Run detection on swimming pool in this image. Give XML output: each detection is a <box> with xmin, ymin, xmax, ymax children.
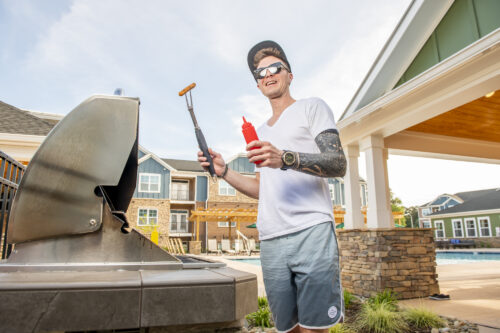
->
<box><xmin>231</xmin><ymin>252</ymin><xmax>500</xmax><ymax>266</ymax></box>
<box><xmin>435</xmin><ymin>251</ymin><xmax>500</xmax><ymax>265</ymax></box>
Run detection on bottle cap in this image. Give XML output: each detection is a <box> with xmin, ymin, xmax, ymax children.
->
<box><xmin>242</xmin><ymin>116</ymin><xmax>252</xmax><ymax>129</ymax></box>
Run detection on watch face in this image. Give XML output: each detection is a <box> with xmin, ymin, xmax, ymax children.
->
<box><xmin>284</xmin><ymin>152</ymin><xmax>295</xmax><ymax>165</ymax></box>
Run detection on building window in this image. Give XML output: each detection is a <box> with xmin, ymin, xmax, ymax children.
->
<box><xmin>329</xmin><ymin>184</ymin><xmax>335</xmax><ymax>201</ymax></box>
<box><xmin>434</xmin><ymin>221</ymin><xmax>445</xmax><ymax>239</ymax></box>
<box><xmin>171</xmin><ymin>180</ymin><xmax>189</xmax><ymax>200</ymax></box>
<box><xmin>137</xmin><ymin>208</ymin><xmax>158</xmax><ymax>226</ymax></box>
<box><xmin>478</xmin><ymin>217</ymin><xmax>491</xmax><ymax>237</ymax></box>
<box><xmin>464</xmin><ymin>218</ymin><xmax>477</xmax><ymax>238</ymax></box>
<box><xmin>170</xmin><ymin>210</ymin><xmax>188</xmax><ymax>233</ymax></box>
<box><xmin>452</xmin><ymin>219</ymin><xmax>464</xmax><ymax>238</ymax></box>
<box><xmin>219</xmin><ymin>180</ymin><xmax>236</xmax><ymax>196</ymax></box>
<box><xmin>361</xmin><ymin>184</ymin><xmax>368</xmax><ymax>207</ymax></box>
<box><xmin>218</xmin><ymin>221</ymin><xmax>237</xmax><ymax>228</ymax></box>
<box><xmin>139</xmin><ymin>173</ymin><xmax>161</xmax><ymax>193</ymax></box>
<box><xmin>421</xmin><ymin>220</ymin><xmax>431</xmax><ymax>228</ymax></box>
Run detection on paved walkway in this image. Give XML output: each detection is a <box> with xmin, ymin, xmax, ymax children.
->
<box><xmin>201</xmin><ymin>253</ymin><xmax>500</xmax><ymax>329</ymax></box>
<box><xmin>400</xmin><ymin>261</ymin><xmax>500</xmax><ymax>329</ymax></box>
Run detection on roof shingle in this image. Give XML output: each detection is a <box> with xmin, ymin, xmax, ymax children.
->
<box><xmin>0</xmin><ymin>101</ymin><xmax>57</xmax><ymax>136</ymax></box>
<box><xmin>162</xmin><ymin>158</ymin><xmax>204</xmax><ymax>172</ymax></box>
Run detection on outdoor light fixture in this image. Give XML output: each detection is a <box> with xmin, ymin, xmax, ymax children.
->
<box><xmin>484</xmin><ymin>91</ymin><xmax>495</xmax><ymax>98</ymax></box>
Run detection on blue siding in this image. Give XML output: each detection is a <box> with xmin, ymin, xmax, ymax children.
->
<box><xmin>196</xmin><ymin>176</ymin><xmax>208</xmax><ymax>201</ymax></box>
<box><xmin>327</xmin><ymin>178</ymin><xmax>367</xmax><ymax>207</ymax></box>
<box><xmin>134</xmin><ymin>157</ymin><xmax>170</xmax><ymax>199</ymax></box>
<box><xmin>229</xmin><ymin>156</ymin><xmax>255</xmax><ymax>173</ymax></box>
<box><xmin>328</xmin><ymin>178</ymin><xmax>344</xmax><ymax>206</ymax></box>
<box><xmin>431</xmin><ymin>196</ymin><xmax>448</xmax><ymax>206</ymax></box>
<box><xmin>138</xmin><ymin>150</ymin><xmax>146</xmax><ymax>159</ymax></box>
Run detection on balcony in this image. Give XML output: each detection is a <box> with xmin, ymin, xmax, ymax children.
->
<box><xmin>171</xmin><ymin>189</ymin><xmax>190</xmax><ymax>201</ymax></box>
<box><xmin>170</xmin><ymin>179</ymin><xmax>195</xmax><ymax>202</ymax></box>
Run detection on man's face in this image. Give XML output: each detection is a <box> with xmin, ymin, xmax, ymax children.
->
<box><xmin>256</xmin><ymin>56</ymin><xmax>293</xmax><ymax>99</ymax></box>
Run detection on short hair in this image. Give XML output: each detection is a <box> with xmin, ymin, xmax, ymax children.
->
<box><xmin>253</xmin><ymin>47</ymin><xmax>289</xmax><ymax>71</ymax></box>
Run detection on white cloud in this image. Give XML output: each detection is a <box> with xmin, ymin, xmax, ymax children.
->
<box><xmin>8</xmin><ymin>0</ymin><xmax>497</xmax><ymax>208</ymax></box>
<box><xmin>295</xmin><ymin>1</ymin><xmax>410</xmax><ymax>120</ymax></box>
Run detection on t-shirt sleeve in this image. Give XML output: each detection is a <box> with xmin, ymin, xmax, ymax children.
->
<box><xmin>305</xmin><ymin>98</ymin><xmax>338</xmax><ymax>139</ymax></box>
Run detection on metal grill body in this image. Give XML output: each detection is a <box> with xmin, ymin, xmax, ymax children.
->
<box><xmin>0</xmin><ymin>96</ymin><xmax>257</xmax><ymax>332</ymax></box>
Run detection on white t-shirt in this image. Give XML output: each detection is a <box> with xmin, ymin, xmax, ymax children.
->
<box><xmin>256</xmin><ymin>97</ymin><xmax>337</xmax><ymax>240</ymax></box>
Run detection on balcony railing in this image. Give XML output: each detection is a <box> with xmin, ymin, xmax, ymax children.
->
<box><xmin>0</xmin><ymin>151</ymin><xmax>26</xmax><ymax>259</ymax></box>
<box><xmin>171</xmin><ymin>189</ymin><xmax>190</xmax><ymax>201</ymax></box>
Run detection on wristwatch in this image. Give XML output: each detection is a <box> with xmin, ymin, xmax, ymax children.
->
<box><xmin>281</xmin><ymin>150</ymin><xmax>296</xmax><ymax>170</ymax></box>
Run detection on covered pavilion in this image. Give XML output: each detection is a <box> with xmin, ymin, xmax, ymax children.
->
<box><xmin>336</xmin><ymin>0</ymin><xmax>500</xmax><ymax>298</ymax></box>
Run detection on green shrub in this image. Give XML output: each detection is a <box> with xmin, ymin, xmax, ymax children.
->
<box><xmin>403</xmin><ymin>306</ymin><xmax>446</xmax><ymax>329</ymax></box>
<box><xmin>257</xmin><ymin>296</ymin><xmax>269</xmax><ymax>308</ymax></box>
<box><xmin>367</xmin><ymin>289</ymin><xmax>399</xmax><ymax>311</ymax></box>
<box><xmin>355</xmin><ymin>302</ymin><xmax>407</xmax><ymax>333</ymax></box>
<box><xmin>329</xmin><ymin>323</ymin><xmax>355</xmax><ymax>333</ymax></box>
<box><xmin>343</xmin><ymin>289</ymin><xmax>354</xmax><ymax>310</ymax></box>
<box><xmin>246</xmin><ymin>297</ymin><xmax>273</xmax><ymax>328</ymax></box>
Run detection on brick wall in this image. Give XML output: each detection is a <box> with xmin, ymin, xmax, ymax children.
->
<box><xmin>127</xmin><ymin>198</ymin><xmax>171</xmax><ymax>246</ymax></box>
<box><xmin>202</xmin><ymin>180</ymin><xmax>259</xmax><ymax>245</ymax></box>
<box><xmin>337</xmin><ymin>228</ymin><xmax>440</xmax><ymax>299</ymax></box>
<box><xmin>206</xmin><ymin>201</ymin><xmax>259</xmax><ymax>243</ymax></box>
<box><xmin>208</xmin><ymin>177</ymin><xmax>258</xmax><ymax>204</ymax></box>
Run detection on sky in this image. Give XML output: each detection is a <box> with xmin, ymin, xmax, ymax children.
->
<box><xmin>1</xmin><ymin>0</ymin><xmax>499</xmax><ymax>207</ymax></box>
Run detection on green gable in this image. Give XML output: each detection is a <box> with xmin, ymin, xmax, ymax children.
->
<box><xmin>395</xmin><ymin>0</ymin><xmax>500</xmax><ymax>87</ymax></box>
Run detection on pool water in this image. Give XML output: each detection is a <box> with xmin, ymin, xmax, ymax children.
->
<box><xmin>231</xmin><ymin>252</ymin><xmax>500</xmax><ymax>266</ymax></box>
<box><xmin>435</xmin><ymin>251</ymin><xmax>500</xmax><ymax>265</ymax></box>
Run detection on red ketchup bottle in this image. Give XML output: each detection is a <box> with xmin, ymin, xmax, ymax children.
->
<box><xmin>242</xmin><ymin>116</ymin><xmax>262</xmax><ymax>165</ymax></box>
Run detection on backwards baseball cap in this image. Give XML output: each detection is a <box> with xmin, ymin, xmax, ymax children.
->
<box><xmin>247</xmin><ymin>40</ymin><xmax>291</xmax><ymax>80</ymax></box>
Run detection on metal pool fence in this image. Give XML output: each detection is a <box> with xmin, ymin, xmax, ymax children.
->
<box><xmin>0</xmin><ymin>150</ymin><xmax>25</xmax><ymax>259</ymax></box>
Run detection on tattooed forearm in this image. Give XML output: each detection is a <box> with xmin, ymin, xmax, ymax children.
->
<box><xmin>292</xmin><ymin>129</ymin><xmax>347</xmax><ymax>177</ymax></box>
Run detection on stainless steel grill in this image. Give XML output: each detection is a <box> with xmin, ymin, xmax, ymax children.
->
<box><xmin>0</xmin><ymin>95</ymin><xmax>256</xmax><ymax>332</ymax></box>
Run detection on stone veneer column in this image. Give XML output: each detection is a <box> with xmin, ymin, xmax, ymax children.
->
<box><xmin>337</xmin><ymin>228</ymin><xmax>440</xmax><ymax>299</ymax></box>
<box><xmin>344</xmin><ymin>145</ymin><xmax>364</xmax><ymax>229</ymax></box>
<box><xmin>362</xmin><ymin>135</ymin><xmax>392</xmax><ymax>228</ymax></box>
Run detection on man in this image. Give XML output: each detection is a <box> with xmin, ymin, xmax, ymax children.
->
<box><xmin>198</xmin><ymin>40</ymin><xmax>346</xmax><ymax>333</ymax></box>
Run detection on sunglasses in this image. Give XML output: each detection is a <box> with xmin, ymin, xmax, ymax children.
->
<box><xmin>253</xmin><ymin>62</ymin><xmax>289</xmax><ymax>80</ymax></box>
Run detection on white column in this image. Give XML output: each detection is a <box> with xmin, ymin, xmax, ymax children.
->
<box><xmin>343</xmin><ymin>145</ymin><xmax>364</xmax><ymax>229</ymax></box>
<box><xmin>362</xmin><ymin>135</ymin><xmax>392</xmax><ymax>229</ymax></box>
<box><xmin>383</xmin><ymin>149</ymin><xmax>395</xmax><ymax>227</ymax></box>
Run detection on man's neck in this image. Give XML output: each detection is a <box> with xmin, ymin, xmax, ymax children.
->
<box><xmin>269</xmin><ymin>92</ymin><xmax>296</xmax><ymax>117</ymax></box>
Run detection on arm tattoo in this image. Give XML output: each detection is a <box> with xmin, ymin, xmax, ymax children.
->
<box><xmin>292</xmin><ymin>129</ymin><xmax>347</xmax><ymax>177</ymax></box>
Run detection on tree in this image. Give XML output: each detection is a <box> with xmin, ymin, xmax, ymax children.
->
<box><xmin>404</xmin><ymin>206</ymin><xmax>419</xmax><ymax>228</ymax></box>
<box><xmin>390</xmin><ymin>190</ymin><xmax>407</xmax><ymax>226</ymax></box>
<box><xmin>390</xmin><ymin>190</ymin><xmax>405</xmax><ymax>213</ymax></box>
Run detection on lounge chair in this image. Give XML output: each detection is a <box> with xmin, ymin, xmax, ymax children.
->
<box><xmin>234</xmin><ymin>239</ymin><xmax>251</xmax><ymax>255</ymax></box>
<box><xmin>248</xmin><ymin>239</ymin><xmax>260</xmax><ymax>254</ymax></box>
<box><xmin>221</xmin><ymin>239</ymin><xmax>236</xmax><ymax>255</ymax></box>
<box><xmin>451</xmin><ymin>239</ymin><xmax>475</xmax><ymax>248</ymax></box>
<box><xmin>207</xmin><ymin>239</ymin><xmax>221</xmax><ymax>255</ymax></box>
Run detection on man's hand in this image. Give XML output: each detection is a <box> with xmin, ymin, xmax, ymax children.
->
<box><xmin>246</xmin><ymin>140</ymin><xmax>284</xmax><ymax>169</ymax></box>
<box><xmin>198</xmin><ymin>148</ymin><xmax>226</xmax><ymax>177</ymax></box>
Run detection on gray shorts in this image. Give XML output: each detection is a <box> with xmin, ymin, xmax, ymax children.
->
<box><xmin>260</xmin><ymin>221</ymin><xmax>343</xmax><ymax>332</ymax></box>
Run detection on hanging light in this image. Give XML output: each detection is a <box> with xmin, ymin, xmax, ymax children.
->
<box><xmin>485</xmin><ymin>91</ymin><xmax>495</xmax><ymax>98</ymax></box>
